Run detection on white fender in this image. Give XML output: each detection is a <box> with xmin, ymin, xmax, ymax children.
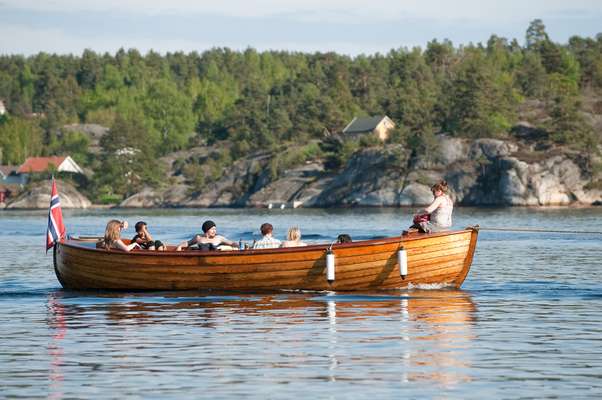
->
<box><xmin>398</xmin><ymin>248</ymin><xmax>408</xmax><ymax>278</ymax></box>
<box><xmin>326</xmin><ymin>251</ymin><xmax>335</xmax><ymax>282</ymax></box>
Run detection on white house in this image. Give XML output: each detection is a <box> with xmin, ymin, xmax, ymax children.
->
<box><xmin>342</xmin><ymin>115</ymin><xmax>396</xmax><ymax>141</ymax></box>
<box><xmin>17</xmin><ymin>156</ymin><xmax>84</xmax><ymax>175</ymax></box>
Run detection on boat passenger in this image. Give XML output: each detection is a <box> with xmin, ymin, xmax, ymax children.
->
<box><xmin>252</xmin><ymin>223</ymin><xmax>281</xmax><ymax>249</ymax></box>
<box><xmin>411</xmin><ymin>180</ymin><xmax>453</xmax><ymax>233</ymax></box>
<box><xmin>176</xmin><ymin>220</ymin><xmax>236</xmax><ymax>251</ymax></box>
<box><xmin>103</xmin><ymin>219</ymin><xmax>140</xmax><ymax>252</ymax></box>
<box><xmin>336</xmin><ymin>234</ymin><xmax>352</xmax><ymax>243</ymax></box>
<box><xmin>132</xmin><ymin>221</ymin><xmax>166</xmax><ymax>251</ymax></box>
<box><xmin>281</xmin><ymin>226</ymin><xmax>307</xmax><ymax>248</ymax></box>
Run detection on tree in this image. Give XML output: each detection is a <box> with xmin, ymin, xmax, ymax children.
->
<box><xmin>0</xmin><ymin>117</ymin><xmax>44</xmax><ymax>164</ymax></box>
<box><xmin>443</xmin><ymin>47</ymin><xmax>518</xmax><ymax>138</ymax></box>
<box><xmin>77</xmin><ymin>49</ymin><xmax>101</xmax><ymax>90</ymax></box>
<box><xmin>95</xmin><ymin>112</ymin><xmax>163</xmax><ymax>198</ymax></box>
<box><xmin>143</xmin><ymin>79</ymin><xmax>195</xmax><ymax>153</ymax></box>
<box><xmin>516</xmin><ymin>52</ymin><xmax>547</xmax><ymax>97</ymax></box>
<box><xmin>526</xmin><ymin>19</ymin><xmax>549</xmax><ymax>49</ymax></box>
<box><xmin>545</xmin><ymin>73</ymin><xmax>595</xmax><ymax>149</ymax></box>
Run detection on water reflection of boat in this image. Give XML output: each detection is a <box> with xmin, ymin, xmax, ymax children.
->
<box><xmin>54</xmin><ymin>228</ymin><xmax>479</xmax><ymax>291</ymax></box>
<box><xmin>47</xmin><ymin>290</ymin><xmax>475</xmax><ymax>322</ymax></box>
<box><xmin>45</xmin><ymin>290</ymin><xmax>476</xmax><ymax>388</ymax></box>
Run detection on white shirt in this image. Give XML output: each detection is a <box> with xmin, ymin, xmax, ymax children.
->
<box><xmin>253</xmin><ymin>235</ymin><xmax>282</xmax><ymax>249</ymax></box>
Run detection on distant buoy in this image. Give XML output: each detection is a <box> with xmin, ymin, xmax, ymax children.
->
<box><xmin>398</xmin><ymin>248</ymin><xmax>408</xmax><ymax>278</ymax></box>
<box><xmin>326</xmin><ymin>250</ymin><xmax>335</xmax><ymax>282</ymax></box>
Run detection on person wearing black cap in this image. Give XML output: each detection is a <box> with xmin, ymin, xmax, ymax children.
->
<box><xmin>175</xmin><ymin>220</ymin><xmax>236</xmax><ymax>251</ymax></box>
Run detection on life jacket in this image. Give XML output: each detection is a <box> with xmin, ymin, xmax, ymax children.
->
<box><xmin>413</xmin><ymin>213</ymin><xmax>431</xmax><ymax>224</ymax></box>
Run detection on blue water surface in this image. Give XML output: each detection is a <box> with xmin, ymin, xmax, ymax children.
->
<box><xmin>1</xmin><ymin>207</ymin><xmax>601</xmax><ymax>399</ymax></box>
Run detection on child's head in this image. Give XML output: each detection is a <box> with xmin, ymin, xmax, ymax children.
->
<box><xmin>431</xmin><ymin>180</ymin><xmax>448</xmax><ymax>196</ymax></box>
<box><xmin>287</xmin><ymin>226</ymin><xmax>301</xmax><ymax>241</ymax></box>
<box><xmin>135</xmin><ymin>221</ymin><xmax>147</xmax><ymax>233</ymax></box>
<box><xmin>260</xmin><ymin>223</ymin><xmax>274</xmax><ymax>236</ymax></box>
<box><xmin>104</xmin><ymin>219</ymin><xmax>123</xmax><ymax>247</ymax></box>
<box><xmin>337</xmin><ymin>234</ymin><xmax>352</xmax><ymax>243</ymax></box>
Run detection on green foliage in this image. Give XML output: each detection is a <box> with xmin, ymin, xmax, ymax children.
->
<box><xmin>545</xmin><ymin>73</ymin><xmax>596</xmax><ymax>149</ymax></box>
<box><xmin>0</xmin><ymin>20</ymin><xmax>600</xmax><ymax>190</ymax></box>
<box><xmin>92</xmin><ymin>112</ymin><xmax>164</xmax><ymax>199</ymax></box>
<box><xmin>526</xmin><ymin>19</ymin><xmax>550</xmax><ymax>49</ymax></box>
<box><xmin>180</xmin><ymin>148</ymin><xmax>234</xmax><ymax>191</ymax></box>
<box><xmin>97</xmin><ymin>191</ymin><xmax>123</xmax><ymax>205</ymax></box>
<box><xmin>267</xmin><ymin>142</ymin><xmax>323</xmax><ymax>180</ymax></box>
<box><xmin>338</xmin><ymin>139</ymin><xmax>361</xmax><ymax>168</ymax></box>
<box><xmin>47</xmin><ymin>130</ymin><xmax>91</xmax><ymax>166</ymax></box>
<box><xmin>442</xmin><ymin>47</ymin><xmax>518</xmax><ymax>138</ymax></box>
<box><xmin>359</xmin><ymin>134</ymin><xmax>381</xmax><ymax>148</ymax></box>
<box><xmin>405</xmin><ymin>126</ymin><xmax>439</xmax><ymax>158</ymax></box>
<box><xmin>143</xmin><ymin>79</ymin><xmax>195</xmax><ymax>153</ymax></box>
<box><xmin>181</xmin><ymin>162</ymin><xmax>207</xmax><ymax>191</ymax></box>
<box><xmin>516</xmin><ymin>52</ymin><xmax>547</xmax><ymax>97</ymax></box>
<box><xmin>0</xmin><ymin>116</ymin><xmax>44</xmax><ymax>164</ymax></box>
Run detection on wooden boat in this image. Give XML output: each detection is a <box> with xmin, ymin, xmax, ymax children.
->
<box><xmin>53</xmin><ymin>227</ymin><xmax>479</xmax><ymax>291</ymax></box>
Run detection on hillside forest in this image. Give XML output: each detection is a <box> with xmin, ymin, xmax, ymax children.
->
<box><xmin>0</xmin><ymin>20</ymin><xmax>601</xmax><ymax>203</ymax></box>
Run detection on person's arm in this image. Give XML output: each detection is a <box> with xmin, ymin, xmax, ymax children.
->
<box><xmin>114</xmin><ymin>239</ymin><xmax>139</xmax><ymax>252</ymax></box>
<box><xmin>218</xmin><ymin>235</ymin><xmax>236</xmax><ymax>247</ymax></box>
<box><xmin>143</xmin><ymin>226</ymin><xmax>154</xmax><ymax>241</ymax></box>
<box><xmin>176</xmin><ymin>235</ymin><xmax>200</xmax><ymax>251</ymax></box>
<box><xmin>424</xmin><ymin>196</ymin><xmax>444</xmax><ymax>214</ymax></box>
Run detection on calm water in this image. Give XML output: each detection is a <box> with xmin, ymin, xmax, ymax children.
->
<box><xmin>1</xmin><ymin>207</ymin><xmax>602</xmax><ymax>399</ymax></box>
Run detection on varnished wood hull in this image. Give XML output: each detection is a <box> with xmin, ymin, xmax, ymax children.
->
<box><xmin>54</xmin><ymin>228</ymin><xmax>479</xmax><ymax>291</ymax></box>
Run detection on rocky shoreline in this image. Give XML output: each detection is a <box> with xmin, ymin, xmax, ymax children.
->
<box><xmin>116</xmin><ymin>136</ymin><xmax>602</xmax><ymax>209</ymax></box>
<box><xmin>4</xmin><ymin>135</ymin><xmax>602</xmax><ymax>210</ymax></box>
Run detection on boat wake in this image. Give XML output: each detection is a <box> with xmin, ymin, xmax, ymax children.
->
<box><xmin>407</xmin><ymin>283</ymin><xmax>453</xmax><ymax>290</ymax></box>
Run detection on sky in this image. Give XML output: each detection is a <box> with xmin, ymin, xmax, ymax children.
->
<box><xmin>0</xmin><ymin>0</ymin><xmax>601</xmax><ymax>56</ymax></box>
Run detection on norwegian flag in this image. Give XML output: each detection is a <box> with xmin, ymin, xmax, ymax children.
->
<box><xmin>46</xmin><ymin>178</ymin><xmax>66</xmax><ymax>252</ymax></box>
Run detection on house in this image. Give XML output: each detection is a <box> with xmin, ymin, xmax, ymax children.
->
<box><xmin>0</xmin><ymin>165</ymin><xmax>26</xmax><ymax>185</ymax></box>
<box><xmin>0</xmin><ymin>166</ymin><xmax>23</xmax><ymax>203</ymax></box>
<box><xmin>17</xmin><ymin>156</ymin><xmax>84</xmax><ymax>175</ymax></box>
<box><xmin>0</xmin><ymin>186</ymin><xmax>8</xmax><ymax>203</ymax></box>
<box><xmin>342</xmin><ymin>115</ymin><xmax>396</xmax><ymax>141</ymax></box>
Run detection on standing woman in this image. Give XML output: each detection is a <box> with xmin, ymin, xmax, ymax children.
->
<box><xmin>414</xmin><ymin>181</ymin><xmax>454</xmax><ymax>233</ymax></box>
<box><xmin>103</xmin><ymin>220</ymin><xmax>140</xmax><ymax>252</ymax></box>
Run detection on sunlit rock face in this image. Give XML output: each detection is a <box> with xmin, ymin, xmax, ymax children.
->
<box><xmin>106</xmin><ymin>135</ymin><xmax>602</xmax><ymax>208</ymax></box>
<box><xmin>7</xmin><ymin>180</ymin><xmax>91</xmax><ymax>209</ymax></box>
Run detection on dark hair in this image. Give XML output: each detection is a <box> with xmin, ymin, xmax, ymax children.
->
<box><xmin>260</xmin><ymin>223</ymin><xmax>273</xmax><ymax>236</ymax></box>
<box><xmin>431</xmin><ymin>180</ymin><xmax>448</xmax><ymax>193</ymax></box>
<box><xmin>202</xmin><ymin>220</ymin><xmax>216</xmax><ymax>233</ymax></box>
<box><xmin>134</xmin><ymin>221</ymin><xmax>147</xmax><ymax>233</ymax></box>
<box><xmin>337</xmin><ymin>234</ymin><xmax>352</xmax><ymax>243</ymax></box>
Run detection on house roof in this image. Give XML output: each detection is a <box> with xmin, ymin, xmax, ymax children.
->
<box><xmin>342</xmin><ymin>116</ymin><xmax>393</xmax><ymax>134</ymax></box>
<box><xmin>0</xmin><ymin>165</ymin><xmax>18</xmax><ymax>178</ymax></box>
<box><xmin>17</xmin><ymin>156</ymin><xmax>68</xmax><ymax>173</ymax></box>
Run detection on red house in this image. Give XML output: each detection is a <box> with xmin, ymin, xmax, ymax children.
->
<box><xmin>17</xmin><ymin>156</ymin><xmax>84</xmax><ymax>174</ymax></box>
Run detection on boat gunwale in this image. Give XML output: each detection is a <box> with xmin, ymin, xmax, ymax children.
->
<box><xmin>59</xmin><ymin>229</ymin><xmax>476</xmax><ymax>258</ymax></box>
